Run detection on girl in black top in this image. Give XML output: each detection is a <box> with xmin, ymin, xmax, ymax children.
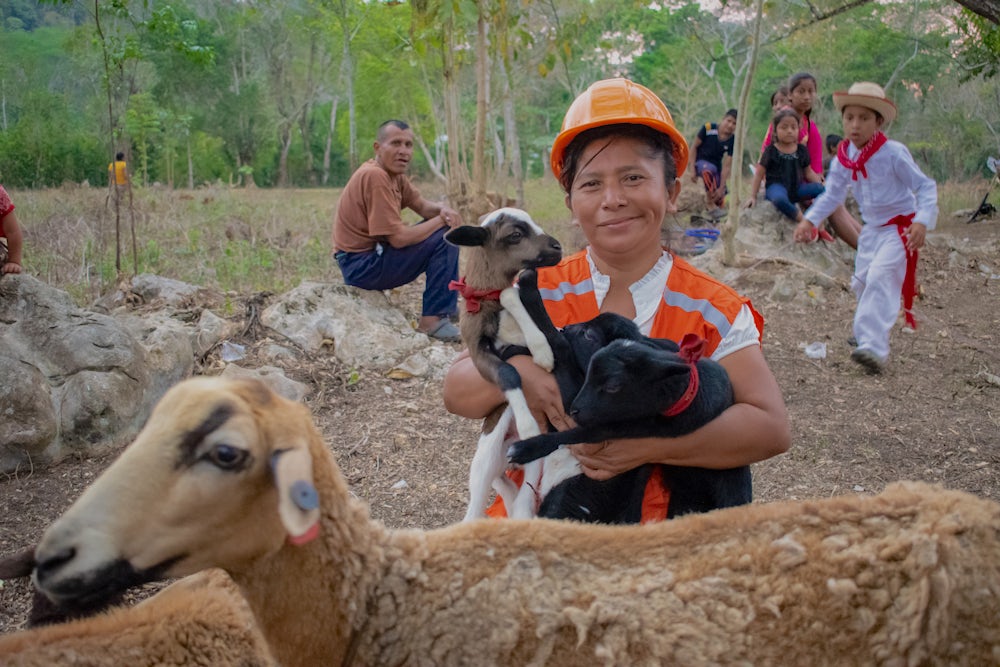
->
<box><xmin>745</xmin><ymin>108</ymin><xmax>825</xmax><ymax>226</ymax></box>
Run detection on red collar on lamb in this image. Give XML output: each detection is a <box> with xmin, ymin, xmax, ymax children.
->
<box><xmin>449</xmin><ymin>277</ymin><xmax>503</xmax><ymax>314</ymax></box>
<box><xmin>661</xmin><ymin>333</ymin><xmax>706</xmax><ymax>417</ymax></box>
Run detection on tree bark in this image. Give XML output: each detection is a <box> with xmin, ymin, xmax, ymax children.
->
<box><xmin>721</xmin><ymin>0</ymin><xmax>765</xmax><ymax>266</ymax></box>
<box><xmin>954</xmin><ymin>0</ymin><xmax>1000</xmax><ymax>23</ymax></box>
<box><xmin>472</xmin><ymin>1</ymin><xmax>489</xmax><ymax>207</ymax></box>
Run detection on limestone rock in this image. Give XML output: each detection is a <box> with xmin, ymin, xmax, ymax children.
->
<box><xmin>220</xmin><ymin>364</ymin><xmax>310</xmax><ymax>402</ymax></box>
<box><xmin>260</xmin><ymin>282</ymin><xmax>429</xmax><ymax>369</ymax></box>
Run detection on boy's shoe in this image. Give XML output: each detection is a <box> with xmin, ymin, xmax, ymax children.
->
<box><xmin>423</xmin><ymin>319</ymin><xmax>462</xmax><ymax>343</ymax></box>
<box><xmin>847</xmin><ymin>335</ymin><xmax>858</xmax><ymax>347</ymax></box>
<box><xmin>850</xmin><ymin>348</ymin><xmax>884</xmax><ymax>374</ymax></box>
<box><xmin>709</xmin><ymin>207</ymin><xmax>727</xmax><ymax>220</ymax></box>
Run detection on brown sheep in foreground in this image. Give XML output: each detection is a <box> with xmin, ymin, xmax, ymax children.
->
<box><xmin>26</xmin><ymin>377</ymin><xmax>1000</xmax><ymax>666</ymax></box>
<box><xmin>0</xmin><ymin>568</ymin><xmax>275</xmax><ymax>666</ymax></box>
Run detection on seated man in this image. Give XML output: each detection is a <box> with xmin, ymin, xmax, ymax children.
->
<box><xmin>333</xmin><ymin>120</ymin><xmax>464</xmax><ymax>341</ymax></box>
<box><xmin>690</xmin><ymin>109</ymin><xmax>737</xmax><ymax>220</ymax></box>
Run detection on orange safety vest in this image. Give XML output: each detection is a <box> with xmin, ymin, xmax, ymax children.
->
<box><xmin>486</xmin><ymin>249</ymin><xmax>764</xmax><ymax>523</ymax></box>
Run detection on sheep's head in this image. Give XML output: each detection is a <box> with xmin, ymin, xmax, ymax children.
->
<box><xmin>445</xmin><ymin>207</ymin><xmax>562</xmax><ymax>284</ymax></box>
<box><xmin>33</xmin><ymin>377</ymin><xmax>321</xmax><ymax>609</ymax></box>
<box><xmin>570</xmin><ymin>340</ymin><xmax>694</xmax><ymax>424</ymax></box>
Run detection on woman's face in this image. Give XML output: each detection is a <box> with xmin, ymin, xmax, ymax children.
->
<box><xmin>565</xmin><ymin>136</ymin><xmax>678</xmax><ymax>260</ymax></box>
<box><xmin>790</xmin><ymin>78</ymin><xmax>817</xmax><ymax>115</ymax></box>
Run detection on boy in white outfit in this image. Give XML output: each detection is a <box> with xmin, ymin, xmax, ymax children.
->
<box><xmin>794</xmin><ymin>82</ymin><xmax>937</xmax><ymax>374</ymax></box>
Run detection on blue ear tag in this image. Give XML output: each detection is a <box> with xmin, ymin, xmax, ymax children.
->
<box><xmin>291</xmin><ymin>480</ymin><xmax>319</xmax><ymax>511</ymax></box>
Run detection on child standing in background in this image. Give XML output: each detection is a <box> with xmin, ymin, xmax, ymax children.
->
<box><xmin>0</xmin><ymin>185</ymin><xmax>24</xmax><ymax>275</ymax></box>
<box><xmin>795</xmin><ymin>82</ymin><xmax>937</xmax><ymax>374</ymax></box>
<box><xmin>746</xmin><ymin>108</ymin><xmax>829</xmax><ymax>237</ymax></box>
<box><xmin>763</xmin><ymin>73</ymin><xmax>862</xmax><ymax>249</ymax></box>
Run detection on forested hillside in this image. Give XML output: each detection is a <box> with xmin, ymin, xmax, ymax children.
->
<box><xmin>1</xmin><ymin>0</ymin><xmax>998</xmax><ymax>194</ymax></box>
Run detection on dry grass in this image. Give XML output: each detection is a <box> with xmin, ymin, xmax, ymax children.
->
<box><xmin>8</xmin><ymin>177</ymin><xmax>991</xmax><ymax>305</ymax></box>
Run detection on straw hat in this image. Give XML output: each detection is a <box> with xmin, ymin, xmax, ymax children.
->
<box><xmin>832</xmin><ymin>82</ymin><xmax>897</xmax><ymax>123</ymax></box>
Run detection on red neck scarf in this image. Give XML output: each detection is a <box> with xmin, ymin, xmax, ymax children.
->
<box><xmin>837</xmin><ymin>132</ymin><xmax>887</xmax><ymax>181</ymax></box>
<box><xmin>448</xmin><ymin>277</ymin><xmax>502</xmax><ymax>314</ymax></box>
<box><xmin>662</xmin><ymin>334</ymin><xmax>707</xmax><ymax>417</ymax></box>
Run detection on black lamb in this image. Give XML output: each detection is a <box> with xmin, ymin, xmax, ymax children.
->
<box><xmin>507</xmin><ymin>269</ymin><xmax>751</xmax><ymax>523</ymax></box>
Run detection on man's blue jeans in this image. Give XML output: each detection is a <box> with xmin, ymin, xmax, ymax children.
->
<box><xmin>335</xmin><ymin>226</ymin><xmax>459</xmax><ymax>318</ymax></box>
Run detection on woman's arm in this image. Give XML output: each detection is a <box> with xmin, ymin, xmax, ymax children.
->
<box><xmin>569</xmin><ymin>344</ymin><xmax>790</xmax><ymax>480</ymax></box>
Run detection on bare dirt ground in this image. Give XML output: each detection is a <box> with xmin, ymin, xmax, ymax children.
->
<box><xmin>1</xmin><ymin>214</ymin><xmax>998</xmax><ymax>636</ymax></box>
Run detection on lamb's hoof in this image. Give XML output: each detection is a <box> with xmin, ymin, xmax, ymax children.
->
<box><xmin>534</xmin><ymin>350</ymin><xmax>555</xmax><ymax>372</ymax></box>
<box><xmin>507</xmin><ymin>442</ymin><xmax>537</xmax><ymax>465</ymax></box>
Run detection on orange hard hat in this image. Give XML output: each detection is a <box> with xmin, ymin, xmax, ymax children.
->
<box><xmin>550</xmin><ymin>78</ymin><xmax>689</xmax><ymax>179</ymax></box>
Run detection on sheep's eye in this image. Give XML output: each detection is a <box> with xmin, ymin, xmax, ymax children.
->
<box><xmin>602</xmin><ymin>380</ymin><xmax>622</xmax><ymax>395</ymax></box>
<box><xmin>206</xmin><ymin>444</ymin><xmax>249</xmax><ymax>470</ymax></box>
<box><xmin>505</xmin><ymin>230</ymin><xmax>523</xmax><ymax>243</ymax></box>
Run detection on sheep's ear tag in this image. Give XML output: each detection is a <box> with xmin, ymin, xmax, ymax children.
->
<box><xmin>270</xmin><ymin>449</ymin><xmax>321</xmax><ymax>546</ymax></box>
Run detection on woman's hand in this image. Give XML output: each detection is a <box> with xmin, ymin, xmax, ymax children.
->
<box><xmin>569</xmin><ymin>439</ymin><xmax>658</xmax><ymax>480</ymax></box>
<box><xmin>508</xmin><ymin>355</ymin><xmax>574</xmax><ymax>433</ymax></box>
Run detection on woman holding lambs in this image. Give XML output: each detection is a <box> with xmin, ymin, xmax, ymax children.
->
<box><xmin>443</xmin><ymin>78</ymin><xmax>790</xmax><ymax>521</ymax></box>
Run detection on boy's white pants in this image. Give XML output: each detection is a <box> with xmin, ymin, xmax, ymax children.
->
<box><xmin>852</xmin><ymin>223</ymin><xmax>907</xmax><ymax>361</ymax></box>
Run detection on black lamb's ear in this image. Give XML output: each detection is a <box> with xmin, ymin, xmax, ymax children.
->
<box><xmin>445</xmin><ymin>225</ymin><xmax>489</xmax><ymax>247</ymax></box>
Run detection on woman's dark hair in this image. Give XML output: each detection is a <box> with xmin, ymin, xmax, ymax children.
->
<box><xmin>771</xmin><ymin>107</ymin><xmax>800</xmax><ymax>132</ymax></box>
<box><xmin>825</xmin><ymin>134</ymin><xmax>842</xmax><ymax>153</ymax></box>
<box><xmin>558</xmin><ymin>123</ymin><xmax>677</xmax><ymax>194</ymax></box>
<box><xmin>115</xmin><ymin>152</ymin><xmax>125</xmax><ymax>160</ymax></box>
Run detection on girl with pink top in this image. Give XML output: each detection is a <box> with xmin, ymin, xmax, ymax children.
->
<box><xmin>762</xmin><ymin>73</ymin><xmax>862</xmax><ymax>249</ymax></box>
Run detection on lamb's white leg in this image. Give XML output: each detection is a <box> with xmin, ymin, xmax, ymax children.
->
<box><xmin>509</xmin><ymin>460</ymin><xmax>543</xmax><ymax>519</ymax></box>
<box><xmin>463</xmin><ymin>408</ymin><xmax>514</xmax><ymax>522</ymax></box>
<box><xmin>504</xmin><ymin>388</ymin><xmax>540</xmax><ymax>441</ymax></box>
<box><xmin>491</xmin><ymin>474</ymin><xmax>519</xmax><ymax>512</ymax></box>
<box><xmin>500</xmin><ymin>287</ymin><xmax>553</xmax><ymax>371</ymax></box>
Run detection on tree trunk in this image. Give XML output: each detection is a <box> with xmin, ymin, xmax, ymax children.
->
<box><xmin>442</xmin><ymin>15</ymin><xmax>469</xmax><ymax>211</ymax></box>
<box><xmin>501</xmin><ymin>37</ymin><xmax>524</xmax><ymax>206</ymax></box>
<box><xmin>472</xmin><ymin>1</ymin><xmax>489</xmax><ymax>206</ymax></box>
<box><xmin>721</xmin><ymin>0</ymin><xmax>765</xmax><ymax>266</ymax></box>
<box><xmin>278</xmin><ymin>124</ymin><xmax>293</xmax><ymax>187</ymax></box>
<box><xmin>342</xmin><ymin>8</ymin><xmax>357</xmax><ymax>172</ymax></box>
<box><xmin>187</xmin><ymin>136</ymin><xmax>194</xmax><ymax>189</ymax></box>
<box><xmin>323</xmin><ymin>96</ymin><xmax>339</xmax><ymax>185</ymax></box>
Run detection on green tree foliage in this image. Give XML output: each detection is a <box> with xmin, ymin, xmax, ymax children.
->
<box><xmin>0</xmin><ymin>0</ymin><xmax>996</xmax><ymax>188</ymax></box>
<box><xmin>954</xmin><ymin>8</ymin><xmax>1000</xmax><ymax>80</ymax></box>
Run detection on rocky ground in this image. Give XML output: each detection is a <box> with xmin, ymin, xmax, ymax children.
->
<box><xmin>1</xmin><ymin>210</ymin><xmax>998</xmax><ymax>635</ymax></box>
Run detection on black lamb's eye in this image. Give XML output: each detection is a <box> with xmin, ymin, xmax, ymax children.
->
<box><xmin>602</xmin><ymin>380</ymin><xmax>622</xmax><ymax>395</ymax></box>
<box><xmin>207</xmin><ymin>443</ymin><xmax>249</xmax><ymax>470</ymax></box>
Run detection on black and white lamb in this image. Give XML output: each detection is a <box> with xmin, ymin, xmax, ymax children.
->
<box><xmin>444</xmin><ymin>208</ymin><xmax>565</xmax><ymax>519</ymax></box>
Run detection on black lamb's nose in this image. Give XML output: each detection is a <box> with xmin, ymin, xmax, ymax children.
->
<box><xmin>36</xmin><ymin>547</ymin><xmax>76</xmax><ymax>580</ymax></box>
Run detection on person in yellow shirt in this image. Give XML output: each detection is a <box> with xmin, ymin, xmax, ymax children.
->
<box><xmin>108</xmin><ymin>152</ymin><xmax>129</xmax><ymax>190</ymax></box>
